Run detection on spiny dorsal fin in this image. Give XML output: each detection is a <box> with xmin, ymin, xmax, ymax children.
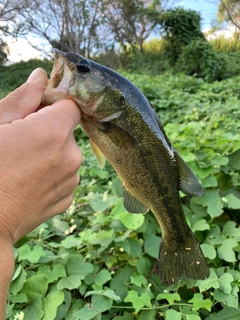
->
<box><xmin>123</xmin><ymin>185</ymin><xmax>149</xmax><ymax>214</ymax></box>
<box><xmin>90</xmin><ymin>139</ymin><xmax>106</xmax><ymax>169</ymax></box>
<box><xmin>174</xmin><ymin>151</ymin><xmax>203</xmax><ymax>197</ymax></box>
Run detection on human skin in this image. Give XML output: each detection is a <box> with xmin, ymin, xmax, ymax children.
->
<box><xmin>0</xmin><ymin>68</ymin><xmax>82</xmax><ymax>319</ymax></box>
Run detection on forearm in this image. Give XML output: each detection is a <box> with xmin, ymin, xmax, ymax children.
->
<box><xmin>0</xmin><ymin>240</ymin><xmax>14</xmax><ymax>320</ymax></box>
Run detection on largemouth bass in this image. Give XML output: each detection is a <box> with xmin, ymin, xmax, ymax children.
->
<box><xmin>42</xmin><ymin>49</ymin><xmax>210</xmax><ymax>285</ymax></box>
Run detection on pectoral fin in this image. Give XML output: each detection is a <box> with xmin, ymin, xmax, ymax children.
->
<box><xmin>96</xmin><ymin>121</ymin><xmax>137</xmax><ymax>149</ymax></box>
<box><xmin>98</xmin><ymin>111</ymin><xmax>122</xmax><ymax>122</ymax></box>
<box><xmin>175</xmin><ymin>151</ymin><xmax>203</xmax><ymax>197</ymax></box>
<box><xmin>123</xmin><ymin>185</ymin><xmax>149</xmax><ymax>214</ymax></box>
<box><xmin>90</xmin><ymin>139</ymin><xmax>106</xmax><ymax>169</ymax></box>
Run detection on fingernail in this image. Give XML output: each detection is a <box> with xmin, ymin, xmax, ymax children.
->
<box><xmin>27</xmin><ymin>68</ymin><xmax>41</xmax><ymax>82</ymax></box>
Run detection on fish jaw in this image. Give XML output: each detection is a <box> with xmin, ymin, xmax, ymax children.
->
<box><xmin>42</xmin><ymin>50</ymin><xmax>75</xmax><ymax>105</ymax></box>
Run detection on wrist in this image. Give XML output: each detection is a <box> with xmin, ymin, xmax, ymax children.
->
<box><xmin>0</xmin><ymin>238</ymin><xmax>14</xmax><ymax>320</ymax></box>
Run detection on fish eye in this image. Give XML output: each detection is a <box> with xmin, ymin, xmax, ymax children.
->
<box><xmin>76</xmin><ymin>60</ymin><xmax>92</xmax><ymax>73</ymax></box>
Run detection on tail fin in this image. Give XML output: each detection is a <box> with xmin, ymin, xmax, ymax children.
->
<box><xmin>155</xmin><ymin>233</ymin><xmax>210</xmax><ymax>286</ymax></box>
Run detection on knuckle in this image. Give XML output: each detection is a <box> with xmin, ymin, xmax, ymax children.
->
<box><xmin>61</xmin><ymin>194</ymin><xmax>74</xmax><ymax>212</ymax></box>
<box><xmin>67</xmin><ymin>143</ymin><xmax>83</xmax><ymax>172</ymax></box>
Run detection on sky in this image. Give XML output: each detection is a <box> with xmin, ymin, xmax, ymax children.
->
<box><xmin>175</xmin><ymin>0</ymin><xmax>219</xmax><ymax>30</ymax></box>
<box><xmin>4</xmin><ymin>0</ymin><xmax>219</xmax><ymax>63</ymax></box>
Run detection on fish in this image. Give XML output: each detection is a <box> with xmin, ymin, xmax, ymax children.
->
<box><xmin>42</xmin><ymin>49</ymin><xmax>210</xmax><ymax>285</ymax></box>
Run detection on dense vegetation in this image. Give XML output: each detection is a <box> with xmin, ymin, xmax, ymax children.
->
<box><xmin>1</xmin><ymin>51</ymin><xmax>240</xmax><ymax>319</ymax></box>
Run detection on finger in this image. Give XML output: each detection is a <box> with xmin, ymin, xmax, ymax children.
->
<box><xmin>0</xmin><ymin>68</ymin><xmax>48</xmax><ymax>124</ymax></box>
<box><xmin>37</xmin><ymin>98</ymin><xmax>81</xmax><ymax>132</ymax></box>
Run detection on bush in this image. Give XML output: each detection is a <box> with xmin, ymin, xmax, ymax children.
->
<box><xmin>159</xmin><ymin>7</ymin><xmax>204</xmax><ymax>64</ymax></box>
<box><xmin>0</xmin><ymin>59</ymin><xmax>53</xmax><ymax>98</ymax></box>
<box><xmin>176</xmin><ymin>39</ymin><xmax>230</xmax><ymax>82</ymax></box>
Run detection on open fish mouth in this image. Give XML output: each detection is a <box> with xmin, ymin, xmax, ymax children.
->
<box><xmin>42</xmin><ymin>49</ymin><xmax>75</xmax><ymax>105</ymax></box>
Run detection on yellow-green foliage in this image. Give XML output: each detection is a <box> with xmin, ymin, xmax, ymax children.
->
<box><xmin>209</xmin><ymin>33</ymin><xmax>240</xmax><ymax>52</ymax></box>
<box><xmin>142</xmin><ymin>37</ymin><xmax>165</xmax><ymax>54</ymax></box>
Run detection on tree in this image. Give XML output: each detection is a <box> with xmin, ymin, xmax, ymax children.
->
<box><xmin>10</xmin><ymin>0</ymin><xmax>109</xmax><ymax>58</ymax></box>
<box><xmin>0</xmin><ymin>0</ymin><xmax>28</xmax><ymax>64</ymax></box>
<box><xmin>104</xmin><ymin>0</ymin><xmax>166</xmax><ymax>53</ymax></box>
<box><xmin>217</xmin><ymin>0</ymin><xmax>240</xmax><ymax>29</ymax></box>
<box><xmin>158</xmin><ymin>7</ymin><xmax>205</xmax><ymax>63</ymax></box>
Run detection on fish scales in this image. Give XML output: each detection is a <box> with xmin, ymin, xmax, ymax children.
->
<box><xmin>42</xmin><ymin>49</ymin><xmax>210</xmax><ymax>285</ymax></box>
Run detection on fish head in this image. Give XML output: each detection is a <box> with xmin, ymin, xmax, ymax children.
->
<box><xmin>42</xmin><ymin>49</ymin><xmax>125</xmax><ymax>120</ymax></box>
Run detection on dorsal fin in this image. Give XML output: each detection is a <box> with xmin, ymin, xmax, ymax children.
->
<box><xmin>174</xmin><ymin>151</ymin><xmax>203</xmax><ymax>197</ymax></box>
<box><xmin>123</xmin><ymin>185</ymin><xmax>149</xmax><ymax>214</ymax></box>
<box><xmin>150</xmin><ymin>105</ymin><xmax>203</xmax><ymax>197</ymax></box>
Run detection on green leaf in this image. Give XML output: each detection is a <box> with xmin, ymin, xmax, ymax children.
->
<box><xmin>9</xmin><ymin>293</ymin><xmax>28</xmax><ymax>303</ymax></box>
<box><xmin>216</xmin><ymin>306</ymin><xmax>240</xmax><ymax>320</ymax></box>
<box><xmin>191</xmin><ymin>219</ymin><xmax>210</xmax><ymax>232</ymax></box>
<box><xmin>144</xmin><ymin>234</ymin><xmax>161</xmax><ymax>258</ymax></box>
<box><xmin>37</xmin><ymin>264</ymin><xmax>66</xmax><ymax>283</ymax></box>
<box><xmin>138</xmin><ymin>310</ymin><xmax>157</xmax><ymax>320</ymax></box>
<box><xmin>110</xmin><ymin>266</ymin><xmax>133</xmax><ymax>300</ymax></box>
<box><xmin>188</xmin><ymin>293</ymin><xmax>212</xmax><ymax>311</ymax></box>
<box><xmin>92</xmin><ymin>295</ymin><xmax>112</xmax><ymax>312</ymax></box>
<box><xmin>57</xmin><ymin>275</ymin><xmax>82</xmax><ymax>290</ymax></box>
<box><xmin>198</xmin><ymin>269</ymin><xmax>220</xmax><ymax>292</ymax></box>
<box><xmin>165</xmin><ymin>309</ymin><xmax>181</xmax><ymax>320</ymax></box>
<box><xmin>218</xmin><ymin>273</ymin><xmax>234</xmax><ymax>295</ymax></box>
<box><xmin>94</xmin><ymin>270</ymin><xmax>112</xmax><ymax>287</ymax></box>
<box><xmin>224</xmin><ymin>194</ymin><xmax>240</xmax><ymax>209</ymax></box>
<box><xmin>130</xmin><ymin>273</ymin><xmax>147</xmax><ymax>287</ymax></box>
<box><xmin>181</xmin><ymin>306</ymin><xmax>201</xmax><ymax>320</ymax></box>
<box><xmin>124</xmin><ymin>290</ymin><xmax>152</xmax><ymax>313</ymax></box>
<box><xmin>23</xmin><ymin>296</ymin><xmax>43</xmax><ymax>320</ymax></box>
<box><xmin>118</xmin><ymin>238</ymin><xmax>142</xmax><ymax>258</ymax></box>
<box><xmin>201</xmin><ymin>243</ymin><xmax>216</xmax><ymax>259</ymax></box>
<box><xmin>214</xmin><ymin>286</ymin><xmax>239</xmax><ymax>309</ymax></box>
<box><xmin>94</xmin><ymin>229</ymin><xmax>115</xmax><ymax>247</ymax></box>
<box><xmin>136</xmin><ymin>257</ymin><xmax>151</xmax><ymax>276</ymax></box>
<box><xmin>102</xmin><ymin>290</ymin><xmax>121</xmax><ymax>302</ymax></box>
<box><xmin>65</xmin><ymin>300</ymin><xmax>85</xmax><ymax>320</ymax></box>
<box><xmin>9</xmin><ymin>267</ymin><xmax>26</xmax><ymax>295</ymax></box>
<box><xmin>120</xmin><ymin>212</ymin><xmax>145</xmax><ymax>230</ymax></box>
<box><xmin>22</xmin><ymin>274</ymin><xmax>48</xmax><ymax>301</ymax></box>
<box><xmin>61</xmin><ymin>235</ymin><xmax>82</xmax><ymax>248</ymax></box>
<box><xmin>75</xmin><ymin>303</ymin><xmax>98</xmax><ymax>320</ymax></box>
<box><xmin>18</xmin><ymin>245</ymin><xmax>46</xmax><ymax>263</ymax></box>
<box><xmin>211</xmin><ymin>156</ymin><xmax>228</xmax><ymax>166</ymax></box>
<box><xmin>217</xmin><ymin>239</ymin><xmax>238</xmax><ymax>262</ymax></box>
<box><xmin>42</xmin><ymin>290</ymin><xmax>64</xmax><ymax>320</ymax></box>
<box><xmin>156</xmin><ymin>293</ymin><xmax>181</xmax><ymax>304</ymax></box>
<box><xmin>202</xmin><ymin>176</ymin><xmax>218</xmax><ymax>188</ymax></box>
<box><xmin>66</xmin><ymin>254</ymin><xmax>94</xmax><ymax>278</ymax></box>
<box><xmin>222</xmin><ymin>221</ymin><xmax>240</xmax><ymax>238</ymax></box>
<box><xmin>111</xmin><ymin>177</ymin><xmax>123</xmax><ymax>198</ymax></box>
<box><xmin>196</xmin><ymin>190</ymin><xmax>223</xmax><ymax>218</ymax></box>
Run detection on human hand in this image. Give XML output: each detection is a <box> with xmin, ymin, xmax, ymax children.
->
<box><xmin>0</xmin><ymin>68</ymin><xmax>82</xmax><ymax>319</ymax></box>
<box><xmin>0</xmin><ymin>70</ymin><xmax>82</xmax><ymax>245</ymax></box>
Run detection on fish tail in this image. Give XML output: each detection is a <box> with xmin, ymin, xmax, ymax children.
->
<box><xmin>155</xmin><ymin>232</ymin><xmax>210</xmax><ymax>285</ymax></box>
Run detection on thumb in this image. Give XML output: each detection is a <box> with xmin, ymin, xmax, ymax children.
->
<box><xmin>0</xmin><ymin>68</ymin><xmax>48</xmax><ymax>124</ymax></box>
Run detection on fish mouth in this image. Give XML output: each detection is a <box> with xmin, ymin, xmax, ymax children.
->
<box><xmin>42</xmin><ymin>49</ymin><xmax>75</xmax><ymax>105</ymax></box>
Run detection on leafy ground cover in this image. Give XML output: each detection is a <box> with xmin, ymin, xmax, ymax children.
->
<box><xmin>4</xmin><ymin>68</ymin><xmax>240</xmax><ymax>319</ymax></box>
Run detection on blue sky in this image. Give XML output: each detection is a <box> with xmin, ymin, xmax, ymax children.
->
<box><xmin>174</xmin><ymin>0</ymin><xmax>219</xmax><ymax>30</ymax></box>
